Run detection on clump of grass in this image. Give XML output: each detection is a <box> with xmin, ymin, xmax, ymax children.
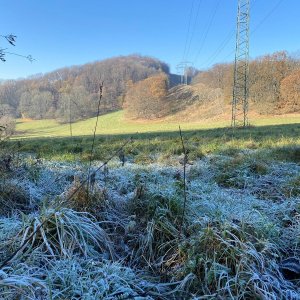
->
<box><xmin>14</xmin><ymin>206</ymin><xmax>114</xmax><ymax>259</ymax></box>
<box><xmin>25</xmin><ymin>158</ymin><xmax>42</xmax><ymax>183</ymax></box>
<box><xmin>0</xmin><ymin>182</ymin><xmax>31</xmax><ymax>216</ymax></box>
<box><xmin>203</xmin><ymin>151</ymin><xmax>300</xmax><ymax>201</ymax></box>
<box><xmin>0</xmin><ymin>265</ymin><xmax>45</xmax><ymax>300</ymax></box>
<box><xmin>133</xmin><ymin>152</ymin><xmax>155</xmax><ymax>164</ymax></box>
<box><xmin>270</xmin><ymin>145</ymin><xmax>300</xmax><ymax>163</ymax></box>
<box><xmin>0</xmin><ymin>217</ymin><xmax>22</xmax><ymax>259</ymax></box>
<box><xmin>46</xmin><ymin>258</ymin><xmax>176</xmax><ymax>300</ymax></box>
<box><xmin>177</xmin><ymin>220</ymin><xmax>296</xmax><ymax>299</ymax></box>
<box><xmin>187</xmin><ymin>146</ymin><xmax>205</xmax><ymax>161</ymax></box>
<box><xmin>282</xmin><ymin>213</ymin><xmax>300</xmax><ymax>252</ymax></box>
<box><xmin>243</xmin><ymin>162</ymin><xmax>300</xmax><ymax>201</ymax></box>
<box><xmin>214</xmin><ymin>154</ymin><xmax>269</xmax><ymax>188</ymax></box>
<box><xmin>127</xmin><ymin>189</ymin><xmax>183</xmax><ymax>271</ymax></box>
<box><xmin>63</xmin><ymin>176</ymin><xmax>109</xmax><ymax>215</ymax></box>
<box><xmin>283</xmin><ymin>175</ymin><xmax>300</xmax><ymax>197</ymax></box>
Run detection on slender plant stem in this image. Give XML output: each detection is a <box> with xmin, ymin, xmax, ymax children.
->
<box><xmin>179</xmin><ymin>125</ymin><xmax>187</xmax><ymax>237</ymax></box>
<box><xmin>87</xmin><ymin>82</ymin><xmax>103</xmax><ymax>196</ymax></box>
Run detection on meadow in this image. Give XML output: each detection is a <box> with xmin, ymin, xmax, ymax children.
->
<box><xmin>15</xmin><ymin>110</ymin><xmax>300</xmax><ymax>138</ymax></box>
<box><xmin>1</xmin><ymin>111</ymin><xmax>300</xmax><ymax>299</ymax></box>
<box><xmin>12</xmin><ymin>110</ymin><xmax>300</xmax><ymax>164</ymax></box>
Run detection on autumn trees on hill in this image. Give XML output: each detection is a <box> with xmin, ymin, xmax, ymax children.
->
<box><xmin>280</xmin><ymin>69</ymin><xmax>300</xmax><ymax>113</ymax></box>
<box><xmin>0</xmin><ymin>51</ymin><xmax>300</xmax><ymax>122</ymax></box>
<box><xmin>249</xmin><ymin>51</ymin><xmax>292</xmax><ymax>114</ymax></box>
<box><xmin>193</xmin><ymin>51</ymin><xmax>300</xmax><ymax>115</ymax></box>
<box><xmin>125</xmin><ymin>73</ymin><xmax>169</xmax><ymax>119</ymax></box>
<box><xmin>0</xmin><ymin>55</ymin><xmax>169</xmax><ymax>122</ymax></box>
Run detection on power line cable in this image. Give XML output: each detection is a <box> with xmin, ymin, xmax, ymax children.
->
<box><xmin>3</xmin><ymin>51</ymin><xmax>34</xmax><ymax>62</ymax></box>
<box><xmin>185</xmin><ymin>0</ymin><xmax>203</xmax><ymax>61</ymax></box>
<box><xmin>251</xmin><ymin>0</ymin><xmax>283</xmax><ymax>35</ymax></box>
<box><xmin>214</xmin><ymin>0</ymin><xmax>284</xmax><ymax>66</ymax></box>
<box><xmin>200</xmin><ymin>0</ymin><xmax>258</xmax><ymax>69</ymax></box>
<box><xmin>200</xmin><ymin>28</ymin><xmax>235</xmax><ymax>69</ymax></box>
<box><xmin>193</xmin><ymin>0</ymin><xmax>221</xmax><ymax>64</ymax></box>
<box><xmin>197</xmin><ymin>0</ymin><xmax>258</xmax><ymax>69</ymax></box>
<box><xmin>182</xmin><ymin>0</ymin><xmax>195</xmax><ymax>61</ymax></box>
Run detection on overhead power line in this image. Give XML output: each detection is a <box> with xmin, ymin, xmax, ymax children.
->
<box><xmin>251</xmin><ymin>0</ymin><xmax>283</xmax><ymax>35</ymax></box>
<box><xmin>200</xmin><ymin>28</ymin><xmax>235</xmax><ymax>69</ymax></box>
<box><xmin>197</xmin><ymin>0</ymin><xmax>281</xmax><ymax>69</ymax></box>
<box><xmin>212</xmin><ymin>0</ymin><xmax>284</xmax><ymax>66</ymax></box>
<box><xmin>184</xmin><ymin>0</ymin><xmax>203</xmax><ymax>61</ymax></box>
<box><xmin>193</xmin><ymin>0</ymin><xmax>221</xmax><ymax>65</ymax></box>
<box><xmin>182</xmin><ymin>0</ymin><xmax>195</xmax><ymax>61</ymax></box>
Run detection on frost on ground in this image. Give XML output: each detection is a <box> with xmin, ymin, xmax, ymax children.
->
<box><xmin>0</xmin><ymin>151</ymin><xmax>300</xmax><ymax>299</ymax></box>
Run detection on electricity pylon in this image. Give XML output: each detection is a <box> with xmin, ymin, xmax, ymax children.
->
<box><xmin>231</xmin><ymin>0</ymin><xmax>250</xmax><ymax>127</ymax></box>
<box><xmin>176</xmin><ymin>61</ymin><xmax>192</xmax><ymax>85</ymax></box>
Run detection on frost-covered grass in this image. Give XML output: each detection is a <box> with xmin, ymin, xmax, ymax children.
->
<box><xmin>0</xmin><ymin>149</ymin><xmax>300</xmax><ymax>299</ymax></box>
<box><xmin>15</xmin><ymin>207</ymin><xmax>114</xmax><ymax>259</ymax></box>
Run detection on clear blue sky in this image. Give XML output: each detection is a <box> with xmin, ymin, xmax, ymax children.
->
<box><xmin>0</xmin><ymin>0</ymin><xmax>299</xmax><ymax>79</ymax></box>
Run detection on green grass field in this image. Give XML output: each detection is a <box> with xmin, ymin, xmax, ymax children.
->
<box><xmin>15</xmin><ymin>110</ymin><xmax>225</xmax><ymax>138</ymax></box>
<box><xmin>15</xmin><ymin>110</ymin><xmax>300</xmax><ymax>138</ymax></box>
<box><xmin>12</xmin><ymin>110</ymin><xmax>300</xmax><ymax>163</ymax></box>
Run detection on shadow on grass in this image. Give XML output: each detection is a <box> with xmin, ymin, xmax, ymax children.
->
<box><xmin>10</xmin><ymin>123</ymin><xmax>300</xmax><ymax>163</ymax></box>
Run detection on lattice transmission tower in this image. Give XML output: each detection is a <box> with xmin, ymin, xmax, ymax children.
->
<box><xmin>231</xmin><ymin>0</ymin><xmax>250</xmax><ymax>127</ymax></box>
<box><xmin>176</xmin><ymin>61</ymin><xmax>192</xmax><ymax>85</ymax></box>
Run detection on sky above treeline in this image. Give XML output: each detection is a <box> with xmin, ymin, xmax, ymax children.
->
<box><xmin>0</xmin><ymin>0</ymin><xmax>299</xmax><ymax>79</ymax></box>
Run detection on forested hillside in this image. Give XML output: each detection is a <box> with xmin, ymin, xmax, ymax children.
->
<box><xmin>1</xmin><ymin>51</ymin><xmax>300</xmax><ymax>123</ymax></box>
<box><xmin>124</xmin><ymin>51</ymin><xmax>300</xmax><ymax>120</ymax></box>
<box><xmin>193</xmin><ymin>51</ymin><xmax>300</xmax><ymax>114</ymax></box>
<box><xmin>0</xmin><ymin>55</ymin><xmax>170</xmax><ymax>122</ymax></box>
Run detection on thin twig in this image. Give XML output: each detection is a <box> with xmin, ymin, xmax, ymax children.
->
<box><xmin>179</xmin><ymin>125</ymin><xmax>187</xmax><ymax>237</ymax></box>
<box><xmin>87</xmin><ymin>82</ymin><xmax>103</xmax><ymax>197</ymax></box>
<box><xmin>69</xmin><ymin>97</ymin><xmax>73</xmax><ymax>138</ymax></box>
<box><xmin>4</xmin><ymin>51</ymin><xmax>34</xmax><ymax>62</ymax></box>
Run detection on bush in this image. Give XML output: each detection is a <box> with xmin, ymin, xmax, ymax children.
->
<box><xmin>0</xmin><ymin>116</ymin><xmax>15</xmax><ymax>140</ymax></box>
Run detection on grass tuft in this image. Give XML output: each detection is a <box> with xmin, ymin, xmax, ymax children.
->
<box><xmin>14</xmin><ymin>206</ymin><xmax>114</xmax><ymax>259</ymax></box>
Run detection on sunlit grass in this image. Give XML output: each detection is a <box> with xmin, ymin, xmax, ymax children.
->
<box><xmin>11</xmin><ymin>110</ymin><xmax>300</xmax><ymax>163</ymax></box>
<box><xmin>15</xmin><ymin>110</ymin><xmax>300</xmax><ymax>138</ymax></box>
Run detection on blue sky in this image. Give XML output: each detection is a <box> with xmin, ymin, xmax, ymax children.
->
<box><xmin>0</xmin><ymin>0</ymin><xmax>299</xmax><ymax>79</ymax></box>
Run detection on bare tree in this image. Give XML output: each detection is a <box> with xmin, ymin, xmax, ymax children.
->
<box><xmin>0</xmin><ymin>34</ymin><xmax>34</xmax><ymax>62</ymax></box>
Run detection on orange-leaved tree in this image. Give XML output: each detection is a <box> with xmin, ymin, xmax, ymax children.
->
<box><xmin>280</xmin><ymin>69</ymin><xmax>300</xmax><ymax>113</ymax></box>
<box><xmin>125</xmin><ymin>73</ymin><xmax>169</xmax><ymax>119</ymax></box>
